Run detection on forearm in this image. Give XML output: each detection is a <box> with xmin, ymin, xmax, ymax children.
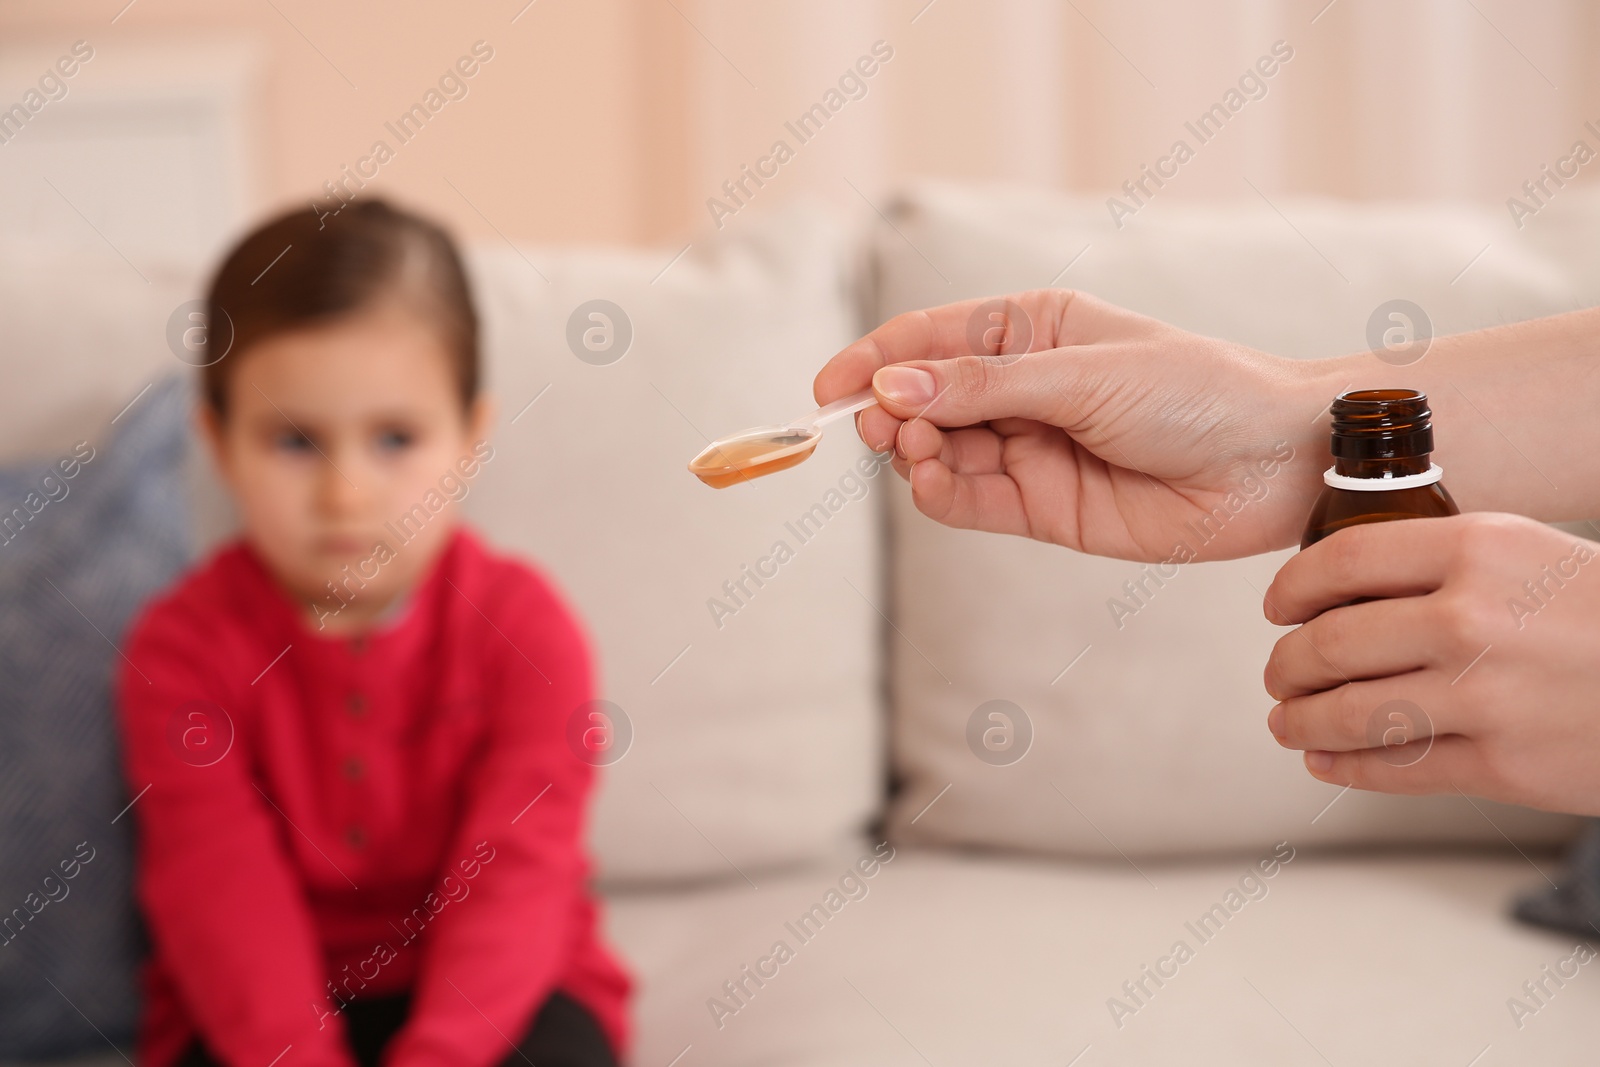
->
<box><xmin>1304</xmin><ymin>306</ymin><xmax>1600</xmax><ymax>521</ymax></box>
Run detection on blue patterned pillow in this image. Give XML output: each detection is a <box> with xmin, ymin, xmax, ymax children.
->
<box><xmin>0</xmin><ymin>375</ymin><xmax>193</xmax><ymax>1060</ymax></box>
<box><xmin>1514</xmin><ymin>819</ymin><xmax>1600</xmax><ymax>939</ymax></box>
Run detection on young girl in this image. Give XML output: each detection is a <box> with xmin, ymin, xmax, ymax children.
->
<box><xmin>116</xmin><ymin>201</ymin><xmax>631</xmax><ymax>1067</ymax></box>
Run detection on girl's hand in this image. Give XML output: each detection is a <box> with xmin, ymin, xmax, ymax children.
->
<box><xmin>813</xmin><ymin>289</ymin><xmax>1329</xmax><ymax>562</ymax></box>
<box><xmin>1263</xmin><ymin>512</ymin><xmax>1600</xmax><ymax>814</ymax></box>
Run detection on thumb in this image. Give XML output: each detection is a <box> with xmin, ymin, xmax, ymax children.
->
<box><xmin>871</xmin><ymin>353</ymin><xmax>1073</xmax><ymax>428</ymax></box>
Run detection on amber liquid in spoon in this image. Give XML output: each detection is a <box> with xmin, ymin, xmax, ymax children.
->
<box><xmin>690</xmin><ymin>387</ymin><xmax>876</xmax><ymax>489</ymax></box>
<box><xmin>689</xmin><ymin>431</ymin><xmax>819</xmax><ymax>488</ymax></box>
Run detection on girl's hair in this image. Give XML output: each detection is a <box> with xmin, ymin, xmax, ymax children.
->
<box><xmin>202</xmin><ymin>198</ymin><xmax>479</xmax><ymax>417</ymax></box>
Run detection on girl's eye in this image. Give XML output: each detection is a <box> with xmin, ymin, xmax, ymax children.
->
<box><xmin>377</xmin><ymin>428</ymin><xmax>414</xmax><ymax>452</ymax></box>
<box><xmin>275</xmin><ymin>430</ymin><xmax>314</xmax><ymax>453</ymax></box>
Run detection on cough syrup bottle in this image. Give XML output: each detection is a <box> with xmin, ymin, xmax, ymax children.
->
<box><xmin>1301</xmin><ymin>388</ymin><xmax>1459</xmax><ymax>549</ymax></box>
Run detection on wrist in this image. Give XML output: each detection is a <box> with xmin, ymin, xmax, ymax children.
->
<box><xmin>1274</xmin><ymin>351</ymin><xmax>1344</xmax><ymax>493</ymax></box>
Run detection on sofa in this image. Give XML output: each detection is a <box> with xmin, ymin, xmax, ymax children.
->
<box><xmin>4</xmin><ymin>179</ymin><xmax>1600</xmax><ymax>1066</ymax></box>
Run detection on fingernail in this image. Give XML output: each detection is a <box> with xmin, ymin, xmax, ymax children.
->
<box><xmin>1305</xmin><ymin>751</ymin><xmax>1334</xmax><ymax>774</ymax></box>
<box><xmin>1267</xmin><ymin>704</ymin><xmax>1285</xmax><ymax>741</ymax></box>
<box><xmin>875</xmin><ymin>366</ymin><xmax>935</xmax><ymax>406</ymax></box>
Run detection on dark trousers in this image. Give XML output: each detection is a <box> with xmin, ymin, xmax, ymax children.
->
<box><xmin>174</xmin><ymin>990</ymin><xmax>619</xmax><ymax>1067</ymax></box>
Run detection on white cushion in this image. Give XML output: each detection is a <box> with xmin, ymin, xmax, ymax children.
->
<box><xmin>0</xmin><ymin>257</ymin><xmax>200</xmax><ymax>462</ymax></box>
<box><xmin>461</xmin><ymin>202</ymin><xmax>883</xmax><ymax>884</ymax></box>
<box><xmin>870</xmin><ymin>180</ymin><xmax>1587</xmax><ymax>857</ymax></box>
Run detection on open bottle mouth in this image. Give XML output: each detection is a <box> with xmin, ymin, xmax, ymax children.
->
<box><xmin>1329</xmin><ymin>388</ymin><xmax>1433</xmax><ymax>459</ymax></box>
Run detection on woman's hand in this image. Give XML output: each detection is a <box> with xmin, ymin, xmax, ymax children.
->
<box><xmin>813</xmin><ymin>289</ymin><xmax>1330</xmax><ymax>562</ymax></box>
<box><xmin>1263</xmin><ymin>512</ymin><xmax>1600</xmax><ymax>814</ymax></box>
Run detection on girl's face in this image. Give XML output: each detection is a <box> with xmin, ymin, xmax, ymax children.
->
<box><xmin>201</xmin><ymin>306</ymin><xmax>491</xmax><ymax>633</ymax></box>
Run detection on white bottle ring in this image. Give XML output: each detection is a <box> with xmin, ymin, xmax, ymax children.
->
<box><xmin>1322</xmin><ymin>463</ymin><xmax>1443</xmax><ymax>491</ymax></box>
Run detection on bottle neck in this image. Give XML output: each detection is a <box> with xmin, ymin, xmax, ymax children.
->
<box><xmin>1331</xmin><ymin>453</ymin><xmax>1432</xmax><ymax>479</ymax></box>
<box><xmin>1327</xmin><ymin>388</ymin><xmax>1435</xmax><ymax>481</ymax></box>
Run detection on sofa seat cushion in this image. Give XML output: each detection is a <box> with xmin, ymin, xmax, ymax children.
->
<box><xmin>609</xmin><ymin>844</ymin><xmax>1595</xmax><ymax>1065</ymax></box>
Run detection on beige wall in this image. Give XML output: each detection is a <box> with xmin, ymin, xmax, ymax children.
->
<box><xmin>4</xmin><ymin>0</ymin><xmax>1600</xmax><ymax>249</ymax></box>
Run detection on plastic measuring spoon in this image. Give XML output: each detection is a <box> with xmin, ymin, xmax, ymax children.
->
<box><xmin>689</xmin><ymin>387</ymin><xmax>878</xmax><ymax>488</ymax></box>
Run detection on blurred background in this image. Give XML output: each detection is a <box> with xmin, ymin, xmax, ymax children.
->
<box><xmin>7</xmin><ymin>2</ymin><xmax>1600</xmax><ymax>1065</ymax></box>
<box><xmin>3</xmin><ymin>0</ymin><xmax>1600</xmax><ymax>256</ymax></box>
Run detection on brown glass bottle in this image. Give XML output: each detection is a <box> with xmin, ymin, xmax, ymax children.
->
<box><xmin>1301</xmin><ymin>388</ymin><xmax>1459</xmax><ymax>548</ymax></box>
